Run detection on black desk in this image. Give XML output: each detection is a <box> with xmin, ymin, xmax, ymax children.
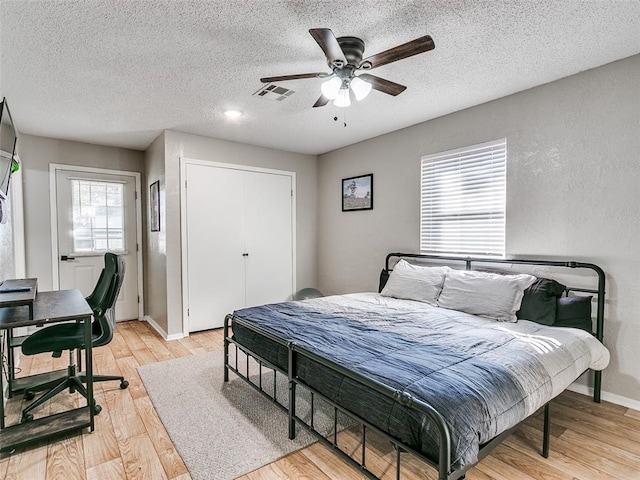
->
<box><xmin>0</xmin><ymin>289</ymin><xmax>95</xmax><ymax>452</ymax></box>
<box><xmin>0</xmin><ymin>278</ymin><xmax>38</xmax><ymax>389</ymax></box>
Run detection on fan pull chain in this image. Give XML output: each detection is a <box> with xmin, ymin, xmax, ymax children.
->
<box><xmin>333</xmin><ymin>108</ymin><xmax>347</xmax><ymax>127</ymax></box>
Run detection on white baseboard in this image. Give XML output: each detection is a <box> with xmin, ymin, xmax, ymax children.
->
<box><xmin>142</xmin><ymin>315</ymin><xmax>185</xmax><ymax>341</ymax></box>
<box><xmin>567</xmin><ymin>383</ymin><xmax>640</xmax><ymax>411</ymax></box>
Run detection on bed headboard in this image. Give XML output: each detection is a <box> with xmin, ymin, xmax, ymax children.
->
<box><xmin>383</xmin><ymin>252</ymin><xmax>606</xmax><ymax>345</ymax></box>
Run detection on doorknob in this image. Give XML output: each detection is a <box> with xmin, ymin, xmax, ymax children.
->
<box><xmin>242</xmin><ymin>253</ymin><xmax>249</xmax><ymax>257</ymax></box>
<box><xmin>60</xmin><ymin>255</ymin><xmax>76</xmax><ymax>261</ymax></box>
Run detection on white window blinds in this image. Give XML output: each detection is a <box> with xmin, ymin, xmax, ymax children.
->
<box><xmin>420</xmin><ymin>139</ymin><xmax>506</xmax><ymax>258</ymax></box>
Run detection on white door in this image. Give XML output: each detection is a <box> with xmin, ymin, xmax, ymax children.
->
<box><xmin>56</xmin><ymin>169</ymin><xmax>139</xmax><ymax>320</ymax></box>
<box><xmin>184</xmin><ymin>163</ymin><xmax>294</xmax><ymax>332</ymax></box>
<box><xmin>185</xmin><ymin>165</ymin><xmax>246</xmax><ymax>332</ymax></box>
<box><xmin>244</xmin><ymin>170</ymin><xmax>293</xmax><ymax>308</ymax></box>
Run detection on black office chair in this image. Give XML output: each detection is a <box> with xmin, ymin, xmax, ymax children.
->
<box><xmin>20</xmin><ymin>253</ymin><xmax>128</xmax><ymax>422</ymax></box>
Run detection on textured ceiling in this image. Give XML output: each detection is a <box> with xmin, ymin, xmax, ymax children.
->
<box><xmin>1</xmin><ymin>1</ymin><xmax>639</xmax><ymax>155</ymax></box>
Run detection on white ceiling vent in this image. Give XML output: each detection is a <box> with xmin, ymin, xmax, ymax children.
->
<box><xmin>253</xmin><ymin>84</ymin><xmax>295</xmax><ymax>101</ymax></box>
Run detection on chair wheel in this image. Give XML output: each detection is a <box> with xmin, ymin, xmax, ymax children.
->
<box><xmin>120</xmin><ymin>380</ymin><xmax>129</xmax><ymax>389</ymax></box>
<box><xmin>94</xmin><ymin>404</ymin><xmax>102</xmax><ymax>415</ymax></box>
<box><xmin>22</xmin><ymin>413</ymin><xmax>34</xmax><ymax>422</ymax></box>
<box><xmin>24</xmin><ymin>390</ymin><xmax>35</xmax><ymax>401</ymax></box>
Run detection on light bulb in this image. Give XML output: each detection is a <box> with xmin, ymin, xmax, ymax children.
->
<box><xmin>320</xmin><ymin>77</ymin><xmax>342</xmax><ymax>100</ymax></box>
<box><xmin>333</xmin><ymin>88</ymin><xmax>351</xmax><ymax>108</ymax></box>
<box><xmin>223</xmin><ymin>110</ymin><xmax>243</xmax><ymax>119</ymax></box>
<box><xmin>350</xmin><ymin>76</ymin><xmax>372</xmax><ymax>101</ymax></box>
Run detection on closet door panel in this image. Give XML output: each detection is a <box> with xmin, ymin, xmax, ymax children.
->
<box><xmin>185</xmin><ymin>164</ymin><xmax>245</xmax><ymax>331</ymax></box>
<box><xmin>243</xmin><ymin>170</ymin><xmax>293</xmax><ymax>308</ymax></box>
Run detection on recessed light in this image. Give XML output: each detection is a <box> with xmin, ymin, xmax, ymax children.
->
<box><xmin>223</xmin><ymin>110</ymin><xmax>243</xmax><ymax>119</ymax></box>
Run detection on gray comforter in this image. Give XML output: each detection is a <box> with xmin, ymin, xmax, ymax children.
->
<box><xmin>232</xmin><ymin>293</ymin><xmax>609</xmax><ymax>469</ymax></box>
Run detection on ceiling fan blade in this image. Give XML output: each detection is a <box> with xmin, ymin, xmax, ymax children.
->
<box><xmin>309</xmin><ymin>28</ymin><xmax>347</xmax><ymax>67</ymax></box>
<box><xmin>260</xmin><ymin>73</ymin><xmax>326</xmax><ymax>83</ymax></box>
<box><xmin>357</xmin><ymin>74</ymin><xmax>407</xmax><ymax>96</ymax></box>
<box><xmin>361</xmin><ymin>35</ymin><xmax>435</xmax><ymax>70</ymax></box>
<box><xmin>313</xmin><ymin>95</ymin><xmax>331</xmax><ymax>108</ymax></box>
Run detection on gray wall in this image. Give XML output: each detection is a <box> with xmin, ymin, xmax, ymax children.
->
<box><xmin>19</xmin><ymin>134</ymin><xmax>144</xmax><ymax>290</ymax></box>
<box><xmin>143</xmin><ymin>132</ymin><xmax>167</xmax><ymax>331</ymax></box>
<box><xmin>158</xmin><ymin>130</ymin><xmax>318</xmax><ymax>337</ymax></box>
<box><xmin>318</xmin><ymin>54</ymin><xmax>640</xmax><ymax>403</ymax></box>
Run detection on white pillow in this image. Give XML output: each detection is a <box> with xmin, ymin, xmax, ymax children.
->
<box><xmin>380</xmin><ymin>260</ymin><xmax>448</xmax><ymax>305</ymax></box>
<box><xmin>437</xmin><ymin>269</ymin><xmax>536</xmax><ymax>322</ymax></box>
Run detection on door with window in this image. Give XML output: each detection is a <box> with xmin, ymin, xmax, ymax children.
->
<box><xmin>55</xmin><ymin>169</ymin><xmax>139</xmax><ymax>320</ymax></box>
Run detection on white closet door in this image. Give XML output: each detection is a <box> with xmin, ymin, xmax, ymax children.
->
<box><xmin>243</xmin><ymin>170</ymin><xmax>293</xmax><ymax>308</ymax></box>
<box><xmin>185</xmin><ymin>164</ymin><xmax>246</xmax><ymax>331</ymax></box>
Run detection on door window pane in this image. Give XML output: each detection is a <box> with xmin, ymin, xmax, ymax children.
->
<box><xmin>72</xmin><ymin>179</ymin><xmax>125</xmax><ymax>252</ymax></box>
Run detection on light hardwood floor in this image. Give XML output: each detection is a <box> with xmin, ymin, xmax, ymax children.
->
<box><xmin>1</xmin><ymin>320</ymin><xmax>638</xmax><ymax>480</ymax></box>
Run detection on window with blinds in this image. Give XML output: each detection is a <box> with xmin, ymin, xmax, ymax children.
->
<box><xmin>420</xmin><ymin>138</ymin><xmax>506</xmax><ymax>258</ymax></box>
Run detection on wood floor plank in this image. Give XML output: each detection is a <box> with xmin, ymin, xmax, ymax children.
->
<box><xmin>491</xmin><ymin>442</ymin><xmax>572</xmax><ymax>480</ymax></box>
<box><xmin>82</xmin><ymin>391</ymin><xmax>121</xmax><ymax>469</ymax></box>
<box><xmin>625</xmin><ymin>407</ymin><xmax>640</xmax><ymax>421</ymax></box>
<box><xmin>300</xmin><ymin>442</ymin><xmax>366</xmax><ymax>480</ymax></box>
<box><xmin>4</xmin><ymin>441</ymin><xmax>49</xmax><ymax>480</ymax></box>
<box><xmin>109</xmin><ymin>330</ymin><xmax>134</xmax><ymax>359</ymax></box>
<box><xmin>118</xmin><ymin>323</ymin><xmax>147</xmax><ymax>352</ymax></box>
<box><xmin>242</xmin><ymin>462</ymin><xmax>290</xmax><ymax>480</ymax></box>
<box><xmin>134</xmin><ymin>325</ymin><xmax>174</xmax><ymax>363</ymax></box>
<box><xmin>559</xmin><ymin>428</ymin><xmax>640</xmax><ymax>478</ymax></box>
<box><xmin>130</xmin><ymin>346</ymin><xmax>159</xmax><ymax>366</ymax></box>
<box><xmin>45</xmin><ymin>432</ymin><xmax>86</xmax><ymax>480</ymax></box>
<box><xmin>104</xmin><ymin>388</ymin><xmax>147</xmax><ymax>442</ymax></box>
<box><xmin>115</xmin><ymin>355</ymin><xmax>147</xmax><ymax>400</ymax></box>
<box><xmin>170</xmin><ymin>473</ymin><xmax>192</xmax><ymax>480</ymax></box>
<box><xmin>176</xmin><ymin>335</ymin><xmax>208</xmax><ymax>355</ymax></box>
<box><xmin>118</xmin><ymin>433</ymin><xmax>168</xmax><ymax>480</ymax></box>
<box><xmin>134</xmin><ymin>395</ymin><xmax>188</xmax><ymax>478</ymax></box>
<box><xmin>271</xmin><ymin>450</ymin><xmax>333</xmax><ymax>480</ymax></box>
<box><xmin>163</xmin><ymin>336</ymin><xmax>193</xmax><ymax>358</ymax></box>
<box><xmin>550</xmin><ymin>402</ymin><xmax>640</xmax><ymax>454</ymax></box>
<box><xmin>509</xmin><ymin>424</ymin><xmax>621</xmax><ymax>480</ymax></box>
<box><xmin>86</xmin><ymin>457</ymin><xmax>127</xmax><ymax>480</ymax></box>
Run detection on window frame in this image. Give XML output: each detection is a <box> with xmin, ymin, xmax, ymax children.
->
<box><xmin>420</xmin><ymin>138</ymin><xmax>507</xmax><ymax>258</ymax></box>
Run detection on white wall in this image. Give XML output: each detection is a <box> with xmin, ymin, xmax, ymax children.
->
<box><xmin>19</xmin><ymin>134</ymin><xmax>144</xmax><ymax>290</ymax></box>
<box><xmin>318</xmin><ymin>54</ymin><xmax>640</xmax><ymax>404</ymax></box>
<box><xmin>160</xmin><ymin>130</ymin><xmax>318</xmax><ymax>337</ymax></box>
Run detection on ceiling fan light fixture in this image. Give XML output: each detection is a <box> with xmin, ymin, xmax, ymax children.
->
<box><xmin>350</xmin><ymin>76</ymin><xmax>372</xmax><ymax>101</ymax></box>
<box><xmin>223</xmin><ymin>109</ymin><xmax>243</xmax><ymax>119</ymax></box>
<box><xmin>321</xmin><ymin>77</ymin><xmax>342</xmax><ymax>100</ymax></box>
<box><xmin>333</xmin><ymin>87</ymin><xmax>351</xmax><ymax>108</ymax></box>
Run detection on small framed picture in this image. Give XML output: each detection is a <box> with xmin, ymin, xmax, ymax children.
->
<box><xmin>342</xmin><ymin>174</ymin><xmax>373</xmax><ymax>212</ymax></box>
<box><xmin>150</xmin><ymin>180</ymin><xmax>160</xmax><ymax>232</ymax></box>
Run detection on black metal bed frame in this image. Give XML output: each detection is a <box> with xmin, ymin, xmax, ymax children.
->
<box><xmin>223</xmin><ymin>253</ymin><xmax>607</xmax><ymax>480</ymax></box>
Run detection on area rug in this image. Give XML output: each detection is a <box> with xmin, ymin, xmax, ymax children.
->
<box><xmin>138</xmin><ymin>350</ymin><xmax>345</xmax><ymax>480</ymax></box>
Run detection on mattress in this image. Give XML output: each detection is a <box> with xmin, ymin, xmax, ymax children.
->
<box><xmin>231</xmin><ymin>292</ymin><xmax>609</xmax><ymax>469</ymax></box>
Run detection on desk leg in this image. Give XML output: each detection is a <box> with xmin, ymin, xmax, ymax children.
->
<box><xmin>0</xmin><ymin>332</ymin><xmax>5</xmax><ymax>429</ymax></box>
<box><xmin>6</xmin><ymin>329</ymin><xmax>15</xmax><ymax>398</ymax></box>
<box><xmin>84</xmin><ymin>315</ymin><xmax>95</xmax><ymax>432</ymax></box>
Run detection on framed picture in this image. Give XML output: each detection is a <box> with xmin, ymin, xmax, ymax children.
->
<box><xmin>150</xmin><ymin>180</ymin><xmax>160</xmax><ymax>232</ymax></box>
<box><xmin>342</xmin><ymin>174</ymin><xmax>373</xmax><ymax>212</ymax></box>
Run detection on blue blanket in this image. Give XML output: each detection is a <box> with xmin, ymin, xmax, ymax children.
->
<box><xmin>232</xmin><ymin>293</ymin><xmax>608</xmax><ymax>468</ymax></box>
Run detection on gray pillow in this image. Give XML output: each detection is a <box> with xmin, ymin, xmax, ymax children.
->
<box><xmin>380</xmin><ymin>260</ymin><xmax>448</xmax><ymax>305</ymax></box>
<box><xmin>437</xmin><ymin>269</ymin><xmax>536</xmax><ymax>322</ymax></box>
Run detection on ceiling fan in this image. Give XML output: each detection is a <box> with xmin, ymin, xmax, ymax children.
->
<box><xmin>260</xmin><ymin>28</ymin><xmax>435</xmax><ymax>108</ymax></box>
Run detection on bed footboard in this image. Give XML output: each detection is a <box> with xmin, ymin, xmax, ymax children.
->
<box><xmin>223</xmin><ymin>314</ymin><xmax>550</xmax><ymax>480</ymax></box>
